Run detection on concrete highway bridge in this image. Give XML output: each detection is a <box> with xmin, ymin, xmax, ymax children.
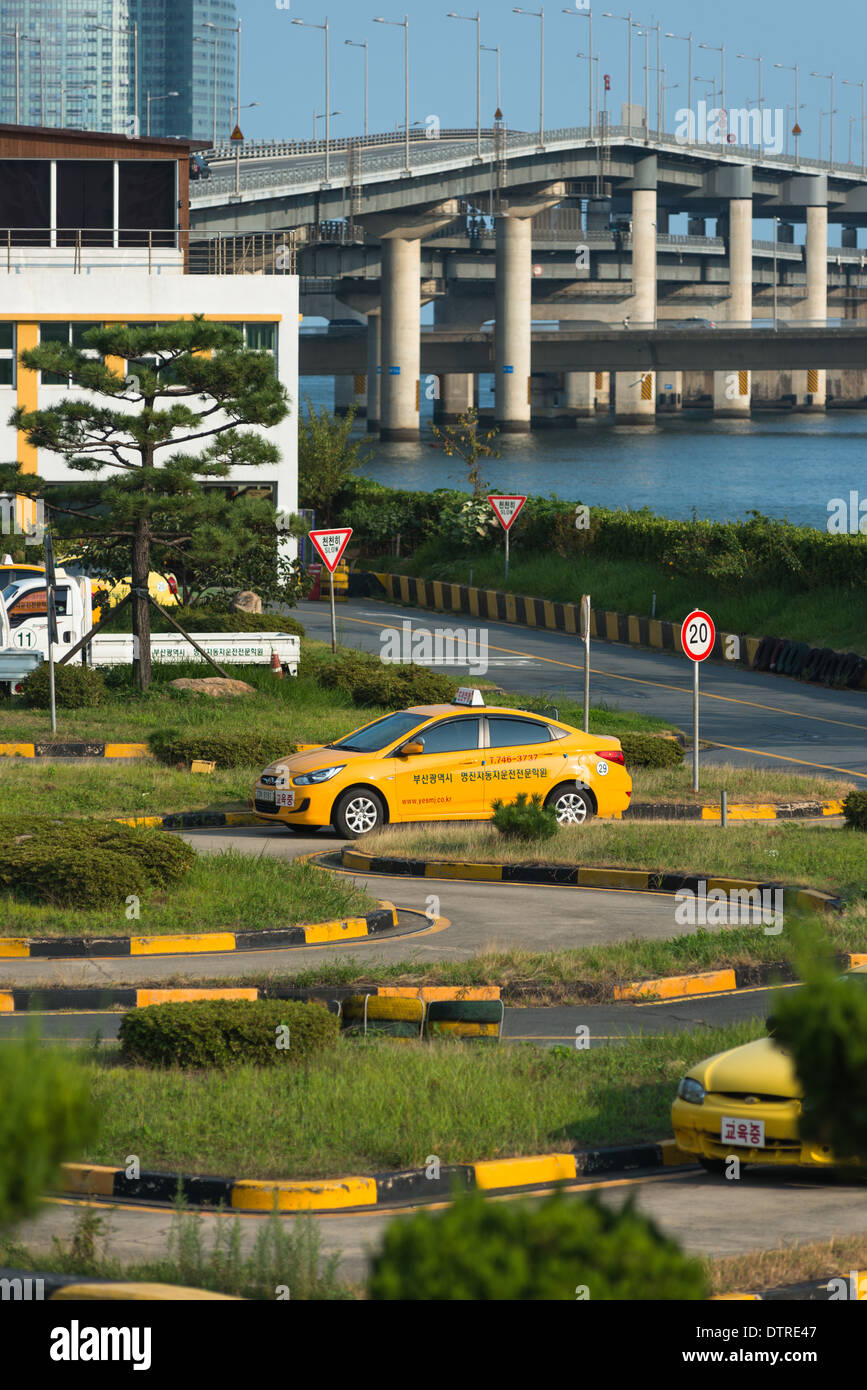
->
<box><xmin>191</xmin><ymin>123</ymin><xmax>867</xmax><ymax>433</ymax></box>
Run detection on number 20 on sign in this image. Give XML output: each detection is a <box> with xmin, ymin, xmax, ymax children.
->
<box><xmin>681</xmin><ymin>610</ymin><xmax>716</xmax><ymax>793</ymax></box>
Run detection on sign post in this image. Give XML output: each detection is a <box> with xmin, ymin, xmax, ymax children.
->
<box><xmin>681</xmin><ymin>609</ymin><xmax>716</xmax><ymax>793</ymax></box>
<box><xmin>309</xmin><ymin>527</ymin><xmax>353</xmax><ymax>654</ymax></box>
<box><xmin>580</xmin><ymin>593</ymin><xmax>591</xmax><ymax>733</ymax></box>
<box><xmin>43</xmin><ymin>525</ymin><xmax>58</xmax><ymax>735</ymax></box>
<box><xmin>487</xmin><ymin>495</ymin><xmax>527</xmax><ymax>581</ymax></box>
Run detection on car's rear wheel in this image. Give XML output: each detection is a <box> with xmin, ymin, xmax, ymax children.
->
<box><xmin>332</xmin><ymin>788</ymin><xmax>386</xmax><ymax>839</ymax></box>
<box><xmin>545</xmin><ymin>784</ymin><xmax>595</xmax><ymax>827</ymax></box>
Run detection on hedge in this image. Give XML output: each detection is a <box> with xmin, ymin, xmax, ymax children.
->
<box><xmin>119</xmin><ymin>998</ymin><xmax>340</xmax><ymax>1068</ymax></box>
<box><xmin>337</xmin><ymin>477</ymin><xmax>867</xmax><ymax>594</ymax></box>
<box><xmin>149</xmin><ymin>731</ymin><xmax>295</xmax><ymax>768</ymax></box>
<box><xmin>307</xmin><ymin>647</ymin><xmax>457</xmax><ymax>707</ymax></box>
<box><xmin>0</xmin><ymin>817</ymin><xmax>195</xmax><ymax>909</ymax></box>
<box><xmin>102</xmin><ymin>605</ymin><xmax>305</xmax><ymax>638</ymax></box>
<box><xmin>843</xmin><ymin>792</ymin><xmax>867</xmax><ymax>831</ymax></box>
<box><xmin>21</xmin><ymin>662</ymin><xmax>106</xmax><ymax>709</ymax></box>
<box><xmin>619</xmin><ymin>734</ymin><xmax>685</xmax><ymax>769</ymax></box>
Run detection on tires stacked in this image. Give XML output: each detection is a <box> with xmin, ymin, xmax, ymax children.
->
<box><xmin>425</xmin><ymin>999</ymin><xmax>505</xmax><ymax>1040</ymax></box>
<box><xmin>753</xmin><ymin>636</ymin><xmax>867</xmax><ymax>688</ymax></box>
<box><xmin>341</xmin><ymin>994</ymin><xmax>425</xmax><ymax>1040</ymax></box>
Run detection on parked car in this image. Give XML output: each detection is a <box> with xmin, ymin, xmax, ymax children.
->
<box><xmin>252</xmin><ymin>689</ymin><xmax>632</xmax><ymax>837</ymax></box>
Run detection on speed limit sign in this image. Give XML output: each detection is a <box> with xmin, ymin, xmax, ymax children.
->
<box><xmin>681</xmin><ymin>610</ymin><xmax>716</xmax><ymax>662</ymax></box>
<box><xmin>681</xmin><ymin>610</ymin><xmax>716</xmax><ymax>794</ymax></box>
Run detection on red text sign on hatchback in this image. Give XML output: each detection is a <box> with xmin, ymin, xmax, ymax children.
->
<box><xmin>487</xmin><ymin>495</ymin><xmax>527</xmax><ymax>530</ymax></box>
<box><xmin>309</xmin><ymin>528</ymin><xmax>353</xmax><ymax>573</ymax></box>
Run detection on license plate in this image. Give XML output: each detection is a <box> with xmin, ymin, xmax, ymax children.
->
<box><xmin>721</xmin><ymin>1116</ymin><xmax>765</xmax><ymax>1148</ymax></box>
<box><xmin>258</xmin><ymin>787</ymin><xmax>275</xmax><ymax>803</ymax></box>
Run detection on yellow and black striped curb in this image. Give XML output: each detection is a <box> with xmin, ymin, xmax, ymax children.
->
<box><xmin>0</xmin><ymin>904</ymin><xmax>405</xmax><ymax>960</ymax></box>
<box><xmin>0</xmin><ymin>741</ymin><xmax>153</xmax><ymax>759</ymax></box>
<box><xmin>366</xmin><ymin>570</ymin><xmax>867</xmax><ymax>689</ymax></box>
<box><xmin>341</xmin><ymin>848</ymin><xmax>844</xmax><ymax>914</ymax></box>
<box><xmin>627</xmin><ymin>799</ymin><xmax>846</xmax><ymax>822</ymax></box>
<box><xmin>614</xmin><ymin>953</ymin><xmax>867</xmax><ymax>1002</ymax></box>
<box><xmin>57</xmin><ymin>1139</ymin><xmax>693</xmax><ymax>1213</ymax></box>
<box><xmin>113</xmin><ymin>810</ymin><xmax>261</xmax><ymax>830</ymax></box>
<box><xmin>0</xmin><ymin>983</ymin><xmax>499</xmax><ymax>1014</ymax></box>
<box><xmin>0</xmin><ymin>1268</ymin><xmax>238</xmax><ymax>1300</ymax></box>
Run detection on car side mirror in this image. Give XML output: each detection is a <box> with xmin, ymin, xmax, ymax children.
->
<box><xmin>398</xmin><ymin>741</ymin><xmax>424</xmax><ymax>757</ymax></box>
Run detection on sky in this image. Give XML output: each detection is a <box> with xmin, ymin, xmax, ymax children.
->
<box><xmin>237</xmin><ymin>0</ymin><xmax>862</xmax><ymax>165</ymax></box>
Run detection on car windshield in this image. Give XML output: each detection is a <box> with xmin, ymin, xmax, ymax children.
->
<box><xmin>330</xmin><ymin>711</ymin><xmax>426</xmax><ymax>753</ymax></box>
<box><xmin>2</xmin><ymin>583</ymin><xmax>22</xmax><ymax>603</ymax></box>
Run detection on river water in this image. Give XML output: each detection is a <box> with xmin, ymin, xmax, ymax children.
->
<box><xmin>301</xmin><ymin>379</ymin><xmax>867</xmax><ymax>529</ymax></box>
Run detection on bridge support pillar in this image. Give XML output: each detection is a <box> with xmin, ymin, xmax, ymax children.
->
<box><xmin>495</xmin><ymin>215</ymin><xmax>533</xmax><ymax>432</ymax></box>
<box><xmin>435</xmin><ymin>373</ymin><xmax>475</xmax><ymax>424</ymax></box>
<box><xmin>380</xmin><ymin>236</ymin><xmax>422</xmax><ymax>440</ymax></box>
<box><xmin>714</xmin><ymin>196</ymin><xmax>753</xmax><ymax>417</ymax></box>
<box><xmin>563</xmin><ymin>372</ymin><xmax>596</xmax><ymax>418</ymax></box>
<box><xmin>657</xmin><ymin>371</ymin><xmax>683</xmax><ymax>412</ymax></box>
<box><xmin>366</xmin><ymin>309</ymin><xmax>381</xmax><ymax>432</ymax></box>
<box><xmin>793</xmin><ymin>202</ymin><xmax>828</xmax><ymax>410</ymax></box>
<box><xmin>615</xmin><ymin>161</ymin><xmax>657</xmax><ymax>423</ymax></box>
<box><xmin>334</xmin><ymin>374</ymin><xmax>366</xmax><ymax>418</ymax></box>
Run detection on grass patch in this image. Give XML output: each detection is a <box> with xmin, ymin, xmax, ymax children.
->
<box><xmin>0</xmin><ymin>761</ymin><xmax>256</xmax><ymax>818</ymax></box>
<box><xmin>361</xmin><ymin>820</ymin><xmax>866</xmax><ymax>900</ymax></box>
<box><xmin>0</xmin><ymin>1205</ymin><xmax>352</xmax><ymax>1301</ymax></box>
<box><xmin>709</xmin><ymin>1235</ymin><xmax>867</xmax><ymax>1297</ymax></box>
<box><xmin>0</xmin><ymin>854</ymin><xmax>376</xmax><ymax>937</ymax></box>
<box><xmin>77</xmin><ymin>1023</ymin><xmax>763</xmax><ymax>1178</ymax></box>
<box><xmin>376</xmin><ymin>548</ymin><xmax>867</xmax><ymax>656</ymax></box>
<box><xmin>631</xmin><ymin>763</ymin><xmax>854</xmax><ymax>805</ymax></box>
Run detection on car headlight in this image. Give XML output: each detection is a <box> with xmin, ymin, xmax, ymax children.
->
<box><xmin>677</xmin><ymin>1077</ymin><xmax>706</xmax><ymax>1106</ymax></box>
<box><xmin>293</xmin><ymin>765</ymin><xmax>346</xmax><ymax>786</ymax></box>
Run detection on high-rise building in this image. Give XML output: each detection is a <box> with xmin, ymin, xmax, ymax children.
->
<box><xmin>0</xmin><ymin>0</ymin><xmax>237</xmax><ymax>143</ymax></box>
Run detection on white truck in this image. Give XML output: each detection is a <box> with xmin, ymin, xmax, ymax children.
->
<box><xmin>0</xmin><ymin>571</ymin><xmax>300</xmax><ymax>694</ymax></box>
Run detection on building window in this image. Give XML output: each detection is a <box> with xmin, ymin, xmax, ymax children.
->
<box><xmin>0</xmin><ymin>322</ymin><xmax>14</xmax><ymax>387</ymax></box>
<box><xmin>39</xmin><ymin>323</ymin><xmax>102</xmax><ymax>386</ymax></box>
<box><xmin>57</xmin><ymin>163</ymin><xmax>114</xmax><ymax>247</ymax></box>
<box><xmin>0</xmin><ymin>161</ymin><xmax>51</xmax><ymax>246</ymax></box>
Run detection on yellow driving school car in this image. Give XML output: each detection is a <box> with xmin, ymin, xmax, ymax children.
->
<box><xmin>672</xmin><ymin>965</ymin><xmax>867</xmax><ymax>1174</ymax></box>
<box><xmin>252</xmin><ymin>688</ymin><xmax>632</xmax><ymax>837</ymax></box>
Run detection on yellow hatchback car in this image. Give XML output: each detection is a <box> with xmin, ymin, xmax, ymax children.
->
<box><xmin>252</xmin><ymin>689</ymin><xmax>632</xmax><ymax>837</ymax></box>
<box><xmin>672</xmin><ymin>965</ymin><xmax>867</xmax><ymax>1174</ymax></box>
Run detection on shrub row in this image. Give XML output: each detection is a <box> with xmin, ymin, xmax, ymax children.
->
<box><xmin>149</xmin><ymin>731</ymin><xmax>295</xmax><ymax>768</ymax></box>
<box><xmin>119</xmin><ymin>999</ymin><xmax>339</xmax><ymax>1068</ymax></box>
<box><xmin>0</xmin><ymin>817</ymin><xmax>195</xmax><ymax>909</ymax></box>
<box><xmin>337</xmin><ymin>477</ymin><xmax>867</xmax><ymax>594</ymax></box>
<box><xmin>103</xmin><ymin>605</ymin><xmax>306</xmax><ymax>637</ymax></box>
<box><xmin>21</xmin><ymin>663</ymin><xmax>107</xmax><ymax>709</ymax></box>
<box><xmin>304</xmin><ymin>646</ymin><xmax>457</xmax><ymax>708</ymax></box>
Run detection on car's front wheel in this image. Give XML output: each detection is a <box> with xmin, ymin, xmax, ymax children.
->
<box><xmin>545</xmin><ymin>783</ymin><xmax>595</xmax><ymax>827</ymax></box>
<box><xmin>332</xmin><ymin>787</ymin><xmax>386</xmax><ymax>838</ymax></box>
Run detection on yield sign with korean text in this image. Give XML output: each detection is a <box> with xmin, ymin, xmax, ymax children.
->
<box><xmin>309</xmin><ymin>527</ymin><xmax>353</xmax><ymax>573</ymax></box>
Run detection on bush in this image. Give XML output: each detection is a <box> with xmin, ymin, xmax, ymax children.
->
<box><xmin>619</xmin><ymin>734</ymin><xmax>684</xmax><ymax>769</ymax></box>
<box><xmin>0</xmin><ymin>1032</ymin><xmax>100</xmax><ymax>1224</ymax></box>
<box><xmin>20</xmin><ymin>662</ymin><xmax>106</xmax><ymax>709</ymax></box>
<box><xmin>843</xmin><ymin>791</ymin><xmax>867</xmax><ymax>831</ymax></box>
<box><xmin>0</xmin><ymin>817</ymin><xmax>195</xmax><ymax>908</ymax></box>
<box><xmin>149</xmin><ymin>731</ymin><xmax>295</xmax><ymax>768</ymax></box>
<box><xmin>119</xmin><ymin>998</ymin><xmax>340</xmax><ymax>1069</ymax></box>
<box><xmin>103</xmin><ymin>604</ymin><xmax>306</xmax><ymax>638</ymax></box>
<box><xmin>491</xmin><ymin>792</ymin><xmax>558</xmax><ymax>842</ymax></box>
<box><xmin>368</xmin><ymin>1188</ymin><xmax>708</xmax><ymax>1300</ymax></box>
<box><xmin>0</xmin><ymin>844</ymin><xmax>147</xmax><ymax>910</ymax></box>
<box><xmin>311</xmin><ymin>647</ymin><xmax>456</xmax><ymax>708</ymax></box>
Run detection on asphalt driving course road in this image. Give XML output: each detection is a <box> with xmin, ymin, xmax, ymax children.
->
<box><xmin>297</xmin><ymin>596</ymin><xmax>867</xmax><ymax>779</ymax></box>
